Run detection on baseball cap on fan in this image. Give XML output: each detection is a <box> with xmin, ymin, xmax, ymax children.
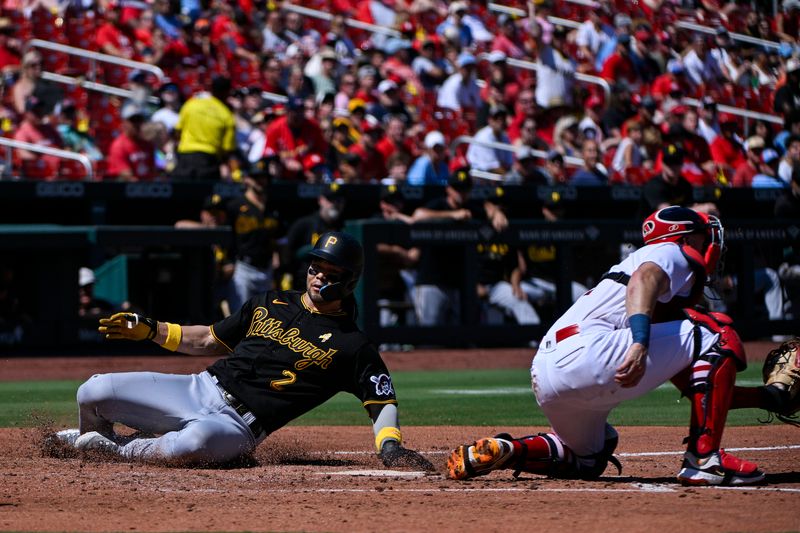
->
<box><xmin>456</xmin><ymin>52</ymin><xmax>477</xmax><ymax>68</ymax></box>
<box><xmin>424</xmin><ymin>130</ymin><xmax>446</xmax><ymax>149</ymax></box>
<box><xmin>448</xmin><ymin>167</ymin><xmax>473</xmax><ymax>190</ymax></box>
<box><xmin>662</xmin><ymin>143</ymin><xmax>685</xmax><ymax>166</ymax></box>
<box><xmin>378</xmin><ymin>79</ymin><xmax>399</xmax><ymax>94</ymax></box>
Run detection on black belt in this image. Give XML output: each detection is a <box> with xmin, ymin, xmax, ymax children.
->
<box><xmin>211</xmin><ymin>375</ymin><xmax>266</xmax><ymax>439</ymax></box>
<box><xmin>600</xmin><ymin>271</ymin><xmax>630</xmax><ymax>285</ymax></box>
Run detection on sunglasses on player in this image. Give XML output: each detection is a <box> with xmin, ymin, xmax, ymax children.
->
<box><xmin>308</xmin><ymin>263</ymin><xmax>344</xmax><ymax>283</ymax></box>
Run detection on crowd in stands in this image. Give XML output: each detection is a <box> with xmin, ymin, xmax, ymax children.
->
<box><xmin>0</xmin><ymin>0</ymin><xmax>799</xmax><ymax>189</ymax></box>
<box><xmin>0</xmin><ymin>0</ymin><xmax>798</xmax><ymax>337</ymax></box>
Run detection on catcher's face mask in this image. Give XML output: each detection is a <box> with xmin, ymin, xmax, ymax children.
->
<box><xmin>642</xmin><ymin>206</ymin><xmax>725</xmax><ymax>282</ymax></box>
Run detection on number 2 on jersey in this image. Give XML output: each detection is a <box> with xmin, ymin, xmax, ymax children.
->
<box><xmin>270</xmin><ymin>370</ymin><xmax>297</xmax><ymax>391</ymax></box>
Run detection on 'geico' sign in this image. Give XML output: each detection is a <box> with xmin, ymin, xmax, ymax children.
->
<box><xmin>35</xmin><ymin>182</ymin><xmax>86</xmax><ymax>198</ymax></box>
<box><xmin>124</xmin><ymin>183</ymin><xmax>173</xmax><ymax>198</ymax></box>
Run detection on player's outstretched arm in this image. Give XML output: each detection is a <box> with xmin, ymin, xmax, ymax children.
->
<box><xmin>368</xmin><ymin>404</ymin><xmax>435</xmax><ymax>471</ymax></box>
<box><xmin>97</xmin><ymin>312</ymin><xmax>228</xmax><ymax>356</ymax></box>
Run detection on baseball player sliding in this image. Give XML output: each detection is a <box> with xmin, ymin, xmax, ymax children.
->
<box><xmin>448</xmin><ymin>206</ymin><xmax>796</xmax><ymax>485</ymax></box>
<box><xmin>47</xmin><ymin>232</ymin><xmax>433</xmax><ymax>471</ymax></box>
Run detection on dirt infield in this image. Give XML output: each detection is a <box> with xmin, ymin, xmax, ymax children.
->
<box><xmin>1</xmin><ymin>344</ymin><xmax>798</xmax><ymax>533</ymax></box>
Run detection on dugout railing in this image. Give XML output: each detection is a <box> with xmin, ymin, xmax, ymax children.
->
<box><xmin>347</xmin><ymin>218</ymin><xmax>800</xmax><ymax>346</ymax></box>
<box><xmin>0</xmin><ymin>182</ymin><xmax>795</xmax><ymax>351</ymax></box>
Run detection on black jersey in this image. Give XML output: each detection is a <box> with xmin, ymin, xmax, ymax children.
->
<box><xmin>207</xmin><ymin>290</ymin><xmax>396</xmax><ymax>435</ymax></box>
<box><xmin>228</xmin><ymin>198</ymin><xmax>280</xmax><ymax>269</ymax></box>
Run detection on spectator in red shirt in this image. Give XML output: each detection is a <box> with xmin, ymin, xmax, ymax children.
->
<box><xmin>133</xmin><ymin>8</ymin><xmax>155</xmax><ymax>51</ymax></box>
<box><xmin>355</xmin><ymin>64</ymin><xmax>379</xmax><ymax>104</ymax></box>
<box><xmin>260</xmin><ymin>56</ymin><xmax>284</xmax><ymax>95</ymax></box>
<box><xmin>13</xmin><ymin>96</ymin><xmax>63</xmax><ymax>179</ymax></box>
<box><xmin>95</xmin><ymin>1</ymin><xmax>137</xmax><ymax>60</ymax></box>
<box><xmin>376</xmin><ymin>114</ymin><xmax>414</xmax><ymax>161</ymax></box>
<box><xmin>491</xmin><ymin>13</ymin><xmax>525</xmax><ymax>60</ymax></box>
<box><xmin>106</xmin><ymin>104</ymin><xmax>157</xmax><ymax>181</ymax></box>
<box><xmin>600</xmin><ymin>34</ymin><xmax>638</xmax><ymax>90</ymax></box>
<box><xmin>710</xmin><ymin>114</ymin><xmax>746</xmax><ymax>182</ymax></box>
<box><xmin>0</xmin><ymin>17</ymin><xmax>20</xmax><ymax>75</ymax></box>
<box><xmin>651</xmin><ymin>60</ymin><xmax>695</xmax><ymax>103</ymax></box>
<box><xmin>349</xmin><ymin>117</ymin><xmax>387</xmax><ymax>182</ymax></box>
<box><xmin>264</xmin><ymin>96</ymin><xmax>327</xmax><ymax>180</ymax></box>
<box><xmin>513</xmin><ymin>116</ymin><xmax>550</xmax><ymax>152</ymax></box>
<box><xmin>679</xmin><ymin>108</ymin><xmax>716</xmax><ymax>176</ymax></box>
<box><xmin>654</xmin><ymin>108</ymin><xmax>715</xmax><ymax>186</ymax></box>
<box><xmin>732</xmin><ymin>135</ymin><xmax>765</xmax><ymax>188</ymax></box>
<box><xmin>507</xmin><ymin>88</ymin><xmax>537</xmax><ymax>144</ymax></box>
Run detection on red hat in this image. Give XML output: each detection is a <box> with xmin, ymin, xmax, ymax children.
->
<box><xmin>718</xmin><ymin>112</ymin><xmax>737</xmax><ymax>124</ymax></box>
<box><xmin>634</xmin><ymin>29</ymin><xmax>653</xmax><ymax>43</ymax></box>
<box><xmin>303</xmin><ymin>153</ymin><xmax>325</xmax><ymax>172</ymax></box>
<box><xmin>585</xmin><ymin>95</ymin><xmax>604</xmax><ymax>109</ymax></box>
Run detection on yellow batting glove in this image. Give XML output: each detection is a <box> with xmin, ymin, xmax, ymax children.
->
<box><xmin>98</xmin><ymin>312</ymin><xmax>157</xmax><ymax>341</ymax></box>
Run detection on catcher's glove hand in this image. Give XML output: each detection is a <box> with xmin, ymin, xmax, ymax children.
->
<box><xmin>762</xmin><ymin>338</ymin><xmax>800</xmax><ymax>426</ymax></box>
<box><xmin>380</xmin><ymin>440</ymin><xmax>436</xmax><ymax>472</ymax></box>
<box><xmin>98</xmin><ymin>312</ymin><xmax>157</xmax><ymax>341</ymax></box>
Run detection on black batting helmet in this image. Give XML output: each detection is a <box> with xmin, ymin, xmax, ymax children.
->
<box><xmin>307</xmin><ymin>231</ymin><xmax>364</xmax><ymax>301</ymax></box>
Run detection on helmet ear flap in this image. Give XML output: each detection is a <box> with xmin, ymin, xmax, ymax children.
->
<box><xmin>318</xmin><ymin>271</ymin><xmax>356</xmax><ymax>302</ymax></box>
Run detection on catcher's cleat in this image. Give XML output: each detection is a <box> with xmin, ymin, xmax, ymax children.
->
<box><xmin>447</xmin><ymin>438</ymin><xmax>514</xmax><ymax>480</ymax></box>
<box><xmin>75</xmin><ymin>431</ymin><xmax>123</xmax><ymax>455</ymax></box>
<box><xmin>677</xmin><ymin>449</ymin><xmax>765</xmax><ymax>486</ymax></box>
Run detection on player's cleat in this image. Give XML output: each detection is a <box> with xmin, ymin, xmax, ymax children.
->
<box><xmin>677</xmin><ymin>449</ymin><xmax>765</xmax><ymax>486</ymax></box>
<box><xmin>447</xmin><ymin>437</ymin><xmax>514</xmax><ymax>480</ymax></box>
<box><xmin>75</xmin><ymin>431</ymin><xmax>123</xmax><ymax>456</ymax></box>
<box><xmin>41</xmin><ymin>428</ymin><xmax>82</xmax><ymax>458</ymax></box>
<box><xmin>53</xmin><ymin>428</ymin><xmax>81</xmax><ymax>447</ymax></box>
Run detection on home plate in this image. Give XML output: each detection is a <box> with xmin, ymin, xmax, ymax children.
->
<box><xmin>317</xmin><ymin>469</ymin><xmax>428</xmax><ymax>477</ymax></box>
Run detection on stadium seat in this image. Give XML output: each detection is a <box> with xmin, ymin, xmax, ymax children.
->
<box><xmin>20</xmin><ymin>158</ymin><xmax>58</xmax><ymax>180</ymax></box>
<box><xmin>58</xmin><ymin>159</ymin><xmax>90</xmax><ymax>181</ymax></box>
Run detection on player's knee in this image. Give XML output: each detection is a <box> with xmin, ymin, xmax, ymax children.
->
<box><xmin>77</xmin><ymin>373</ymin><xmax>115</xmax><ymax>407</ymax></box>
<box><xmin>172</xmin><ymin>424</ymin><xmax>248</xmax><ymax>464</ymax></box>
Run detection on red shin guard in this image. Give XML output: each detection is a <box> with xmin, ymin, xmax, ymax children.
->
<box><xmin>688</xmin><ymin>356</ymin><xmax>736</xmax><ymax>456</ymax></box>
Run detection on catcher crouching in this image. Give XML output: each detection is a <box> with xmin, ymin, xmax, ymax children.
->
<box><xmin>45</xmin><ymin>232</ymin><xmax>434</xmax><ymax>472</ymax></box>
<box><xmin>447</xmin><ymin>206</ymin><xmax>799</xmax><ymax>485</ymax></box>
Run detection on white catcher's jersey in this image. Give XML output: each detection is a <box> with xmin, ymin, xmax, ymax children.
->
<box><xmin>544</xmin><ymin>242</ymin><xmax>697</xmax><ymax>339</ymax></box>
<box><xmin>531</xmin><ymin>242</ymin><xmax>717</xmax><ymax>456</ymax></box>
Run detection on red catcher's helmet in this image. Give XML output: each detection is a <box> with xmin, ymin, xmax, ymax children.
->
<box><xmin>641</xmin><ymin>206</ymin><xmax>724</xmax><ymax>279</ymax></box>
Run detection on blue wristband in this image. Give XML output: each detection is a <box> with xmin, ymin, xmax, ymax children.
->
<box><xmin>629</xmin><ymin>313</ymin><xmax>651</xmax><ymax>347</ymax></box>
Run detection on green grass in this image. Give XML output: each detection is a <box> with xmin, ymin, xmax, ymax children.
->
<box><xmin>0</xmin><ymin>365</ymin><xmax>774</xmax><ymax>429</ymax></box>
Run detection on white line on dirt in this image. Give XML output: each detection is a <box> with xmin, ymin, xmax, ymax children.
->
<box><xmin>618</xmin><ymin>444</ymin><xmax>800</xmax><ymax>457</ymax></box>
<box><xmin>316</xmin><ymin>469</ymin><xmax>427</xmax><ymax>477</ymax></box>
<box><xmin>326</xmin><ymin>444</ymin><xmax>800</xmax><ymax>457</ymax></box>
<box><xmin>256</xmin><ymin>486</ymin><xmax>800</xmax><ymax>494</ymax></box>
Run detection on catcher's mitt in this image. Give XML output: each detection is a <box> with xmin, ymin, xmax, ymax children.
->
<box><xmin>762</xmin><ymin>338</ymin><xmax>800</xmax><ymax>426</ymax></box>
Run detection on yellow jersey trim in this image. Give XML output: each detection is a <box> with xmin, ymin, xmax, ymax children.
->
<box><xmin>300</xmin><ymin>293</ymin><xmax>348</xmax><ymax>316</ymax></box>
<box><xmin>363</xmin><ymin>399</ymin><xmax>398</xmax><ymax>407</ymax></box>
<box><xmin>209</xmin><ymin>325</ymin><xmax>234</xmax><ymax>353</ymax></box>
